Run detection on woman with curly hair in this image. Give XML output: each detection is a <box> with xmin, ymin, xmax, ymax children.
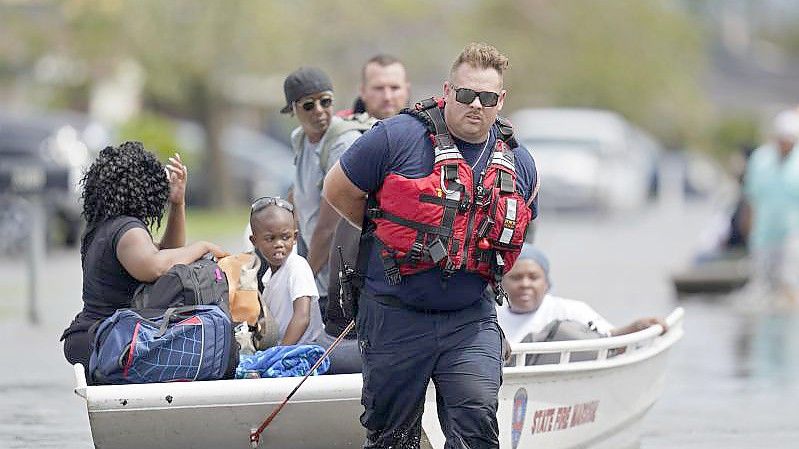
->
<box><xmin>61</xmin><ymin>141</ymin><xmax>228</xmax><ymax>374</ymax></box>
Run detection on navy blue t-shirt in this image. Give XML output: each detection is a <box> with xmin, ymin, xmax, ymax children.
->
<box><xmin>340</xmin><ymin>113</ymin><xmax>538</xmax><ymax>311</ymax></box>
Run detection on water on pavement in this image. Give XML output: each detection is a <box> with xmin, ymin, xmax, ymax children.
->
<box><xmin>1</xmin><ymin>198</ymin><xmax>797</xmax><ymax>448</ymax></box>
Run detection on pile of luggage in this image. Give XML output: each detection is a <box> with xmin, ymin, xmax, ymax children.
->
<box><xmin>88</xmin><ymin>254</ymin><xmax>325</xmax><ymax>385</ymax></box>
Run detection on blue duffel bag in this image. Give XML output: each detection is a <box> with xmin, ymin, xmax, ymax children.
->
<box><xmin>88</xmin><ymin>305</ymin><xmax>237</xmax><ymax>384</ymax></box>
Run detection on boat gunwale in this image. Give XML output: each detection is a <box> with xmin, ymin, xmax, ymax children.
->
<box><xmin>504</xmin><ymin>307</ymin><xmax>684</xmax><ymax>375</ymax></box>
<box><xmin>73</xmin><ymin>308</ymin><xmax>684</xmax><ymax>404</ymax></box>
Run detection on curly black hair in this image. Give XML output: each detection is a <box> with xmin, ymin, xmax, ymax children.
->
<box><xmin>80</xmin><ymin>141</ymin><xmax>169</xmax><ymax>229</ymax></box>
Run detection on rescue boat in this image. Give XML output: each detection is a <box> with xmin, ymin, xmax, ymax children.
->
<box><xmin>72</xmin><ymin>307</ymin><xmax>684</xmax><ymax>449</ymax></box>
<box><xmin>671</xmin><ymin>252</ymin><xmax>749</xmax><ymax>296</ymax></box>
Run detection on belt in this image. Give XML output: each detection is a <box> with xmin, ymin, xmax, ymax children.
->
<box><xmin>368</xmin><ymin>293</ymin><xmax>478</xmax><ymax>314</ymax></box>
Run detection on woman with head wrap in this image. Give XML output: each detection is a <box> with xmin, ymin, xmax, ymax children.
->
<box><xmin>497</xmin><ymin>244</ymin><xmax>667</xmax><ymax>344</ymax></box>
<box><xmin>61</xmin><ymin>142</ymin><xmax>229</xmax><ymax>379</ymax></box>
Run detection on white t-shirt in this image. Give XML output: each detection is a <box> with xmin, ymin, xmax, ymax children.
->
<box><xmin>260</xmin><ymin>252</ymin><xmax>323</xmax><ymax>345</ymax></box>
<box><xmin>496</xmin><ymin>294</ymin><xmax>614</xmax><ymax>343</ymax></box>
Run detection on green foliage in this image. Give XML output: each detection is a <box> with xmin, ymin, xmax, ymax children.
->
<box><xmin>118</xmin><ymin>113</ymin><xmax>187</xmax><ymax>165</ymax></box>
<box><xmin>713</xmin><ymin>113</ymin><xmax>761</xmax><ymax>157</ymax></box>
<box><xmin>2</xmin><ymin>0</ymin><xmax>722</xmax><ymax>179</ymax></box>
<box><xmin>461</xmin><ymin>0</ymin><xmax>711</xmax><ymax>148</ymax></box>
<box><xmin>151</xmin><ymin>207</ymin><xmax>249</xmax><ymax>241</ymax></box>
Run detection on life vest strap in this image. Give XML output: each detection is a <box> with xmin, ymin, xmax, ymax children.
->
<box><xmin>377</xmin><ymin>209</ymin><xmax>454</xmax><ymax>237</ymax></box>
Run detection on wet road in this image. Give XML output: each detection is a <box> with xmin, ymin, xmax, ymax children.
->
<box><xmin>1</xmin><ymin>197</ymin><xmax>797</xmax><ymax>448</ymax></box>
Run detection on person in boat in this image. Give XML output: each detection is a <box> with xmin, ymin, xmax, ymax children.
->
<box><xmin>61</xmin><ymin>141</ymin><xmax>228</xmax><ymax>379</ymax></box>
<box><xmin>249</xmin><ymin>196</ymin><xmax>324</xmax><ymax>345</ymax></box>
<box><xmin>324</xmin><ymin>42</ymin><xmax>538</xmax><ymax>449</ymax></box>
<box><xmin>317</xmin><ymin>54</ymin><xmax>412</xmax><ymax>375</ymax></box>
<box><xmin>281</xmin><ymin>67</ymin><xmax>363</xmax><ymax>316</ymax></box>
<box><xmin>742</xmin><ymin>109</ymin><xmax>799</xmax><ymax>304</ymax></box>
<box><xmin>334</xmin><ymin>54</ymin><xmax>410</xmax><ymax>120</ymax></box>
<box><xmin>497</xmin><ymin>244</ymin><xmax>667</xmax><ymax>344</ymax></box>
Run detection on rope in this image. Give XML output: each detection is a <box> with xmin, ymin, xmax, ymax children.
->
<box><xmin>249</xmin><ymin>319</ymin><xmax>356</xmax><ymax>447</ymax></box>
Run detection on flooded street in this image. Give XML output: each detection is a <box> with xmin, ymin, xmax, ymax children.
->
<box><xmin>1</xmin><ymin>196</ymin><xmax>797</xmax><ymax>448</ymax></box>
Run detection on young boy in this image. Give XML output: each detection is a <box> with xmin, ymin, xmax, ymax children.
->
<box><xmin>249</xmin><ymin>197</ymin><xmax>323</xmax><ymax>345</ymax></box>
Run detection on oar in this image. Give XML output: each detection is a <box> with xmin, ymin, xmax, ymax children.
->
<box><xmin>249</xmin><ymin>319</ymin><xmax>356</xmax><ymax>447</ymax></box>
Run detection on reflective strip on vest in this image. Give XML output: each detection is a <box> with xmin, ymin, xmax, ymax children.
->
<box><xmin>490</xmin><ymin>151</ymin><xmax>516</xmax><ymax>172</ymax></box>
<box><xmin>434</xmin><ymin>148</ymin><xmax>464</xmax><ymax>164</ymax></box>
<box><xmin>499</xmin><ymin>198</ymin><xmax>517</xmax><ymax>244</ymax></box>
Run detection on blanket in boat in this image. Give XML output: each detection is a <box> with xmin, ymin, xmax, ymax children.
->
<box><xmin>236</xmin><ymin>344</ymin><xmax>330</xmax><ymax>378</ymax></box>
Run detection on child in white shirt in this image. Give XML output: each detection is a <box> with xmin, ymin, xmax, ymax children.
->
<box><xmin>249</xmin><ymin>197</ymin><xmax>323</xmax><ymax>345</ymax></box>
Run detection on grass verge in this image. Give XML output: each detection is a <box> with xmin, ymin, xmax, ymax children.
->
<box><xmin>152</xmin><ymin>207</ymin><xmax>250</xmax><ymax>242</ymax></box>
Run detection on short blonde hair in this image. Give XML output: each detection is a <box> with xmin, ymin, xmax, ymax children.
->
<box><xmin>450</xmin><ymin>42</ymin><xmax>510</xmax><ymax>77</ymax></box>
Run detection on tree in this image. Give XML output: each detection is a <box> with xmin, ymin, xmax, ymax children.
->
<box><xmin>447</xmin><ymin>0</ymin><xmax>712</xmax><ymax>148</ymax></box>
<box><xmin>3</xmin><ymin>0</ymin><xmax>715</xmax><ymax>194</ymax></box>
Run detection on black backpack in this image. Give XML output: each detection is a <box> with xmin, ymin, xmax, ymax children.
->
<box><xmin>519</xmin><ymin>320</ymin><xmax>605</xmax><ymax>366</ymax></box>
<box><xmin>131</xmin><ymin>257</ymin><xmax>230</xmax><ymax>316</ymax></box>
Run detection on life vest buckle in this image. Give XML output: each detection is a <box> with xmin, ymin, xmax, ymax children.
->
<box><xmin>417</xmin><ymin>97</ymin><xmax>438</xmax><ymax>110</ymax></box>
<box><xmin>443</xmin><ymin>164</ymin><xmax>458</xmax><ymax>181</ymax></box>
<box><xmin>458</xmin><ymin>194</ymin><xmax>470</xmax><ymax>213</ymax></box>
<box><xmin>476</xmin><ymin>217</ymin><xmax>494</xmax><ymax>238</ymax></box>
<box><xmin>382</xmin><ymin>258</ymin><xmax>402</xmax><ymax>286</ymax></box>
<box><xmin>499</xmin><ymin>171</ymin><xmax>514</xmax><ymax>193</ymax></box>
<box><xmin>408</xmin><ymin>241</ymin><xmax>424</xmax><ymax>264</ymax></box>
<box><xmin>441</xmin><ymin>260</ymin><xmax>457</xmax><ymax>281</ymax></box>
<box><xmin>493</xmin><ymin>283</ymin><xmax>507</xmax><ymax>306</ymax></box>
<box><xmin>427</xmin><ymin>238</ymin><xmax>448</xmax><ymax>263</ymax></box>
<box><xmin>474</xmin><ymin>185</ymin><xmax>490</xmax><ymax>208</ymax></box>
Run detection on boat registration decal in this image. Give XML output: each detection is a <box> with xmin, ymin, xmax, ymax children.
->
<box><xmin>511</xmin><ymin>388</ymin><xmax>527</xmax><ymax>449</ymax></box>
<box><xmin>531</xmin><ymin>400</ymin><xmax>599</xmax><ymax>435</ymax></box>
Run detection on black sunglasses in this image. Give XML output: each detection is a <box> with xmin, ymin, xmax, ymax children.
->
<box><xmin>453</xmin><ymin>87</ymin><xmax>500</xmax><ymax>108</ymax></box>
<box><xmin>251</xmin><ymin>196</ymin><xmax>294</xmax><ymax>214</ymax></box>
<box><xmin>297</xmin><ymin>96</ymin><xmax>333</xmax><ymax>111</ymax></box>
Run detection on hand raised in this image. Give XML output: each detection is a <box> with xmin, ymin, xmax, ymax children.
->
<box><xmin>165</xmin><ymin>153</ymin><xmax>187</xmax><ymax>206</ymax></box>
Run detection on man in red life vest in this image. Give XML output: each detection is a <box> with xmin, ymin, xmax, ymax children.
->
<box><xmin>324</xmin><ymin>43</ymin><xmax>539</xmax><ymax>449</ymax></box>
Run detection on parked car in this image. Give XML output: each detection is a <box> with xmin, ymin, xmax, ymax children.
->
<box><xmin>510</xmin><ymin>108</ymin><xmax>662</xmax><ymax>212</ymax></box>
<box><xmin>0</xmin><ymin>111</ymin><xmax>111</xmax><ymax>248</ymax></box>
<box><xmin>221</xmin><ymin>125</ymin><xmax>294</xmax><ymax>202</ymax></box>
<box><xmin>178</xmin><ymin>122</ymin><xmax>294</xmax><ymax>206</ymax></box>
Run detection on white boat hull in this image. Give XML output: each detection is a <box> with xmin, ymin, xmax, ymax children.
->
<box><xmin>74</xmin><ymin>308</ymin><xmax>684</xmax><ymax>449</ymax></box>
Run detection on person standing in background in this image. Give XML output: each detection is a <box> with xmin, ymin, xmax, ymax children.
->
<box><xmin>743</xmin><ymin>109</ymin><xmax>799</xmax><ymax>305</ymax></box>
<box><xmin>318</xmin><ymin>55</ymin><xmax>411</xmax><ymax>374</ymax></box>
<box><xmin>281</xmin><ymin>67</ymin><xmax>362</xmax><ymax>314</ymax></box>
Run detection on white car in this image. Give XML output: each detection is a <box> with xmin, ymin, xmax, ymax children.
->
<box><xmin>510</xmin><ymin>108</ymin><xmax>661</xmax><ymax>212</ymax></box>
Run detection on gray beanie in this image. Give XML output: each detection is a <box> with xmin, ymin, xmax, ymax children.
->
<box><xmin>517</xmin><ymin>243</ymin><xmax>552</xmax><ymax>291</ymax></box>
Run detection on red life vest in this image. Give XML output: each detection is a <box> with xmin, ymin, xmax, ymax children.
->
<box><xmin>364</xmin><ymin>98</ymin><xmax>535</xmax><ymax>303</ymax></box>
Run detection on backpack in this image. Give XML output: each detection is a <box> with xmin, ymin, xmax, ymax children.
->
<box><xmin>88</xmin><ymin>305</ymin><xmax>238</xmax><ymax>384</ymax></box>
<box><xmin>290</xmin><ymin>113</ymin><xmax>377</xmax><ymax>189</ymax></box>
<box><xmin>519</xmin><ymin>320</ymin><xmax>605</xmax><ymax>366</ymax></box>
<box><xmin>131</xmin><ymin>257</ymin><xmax>230</xmax><ymax>316</ymax></box>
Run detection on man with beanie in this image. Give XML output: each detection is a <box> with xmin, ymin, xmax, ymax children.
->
<box><xmin>281</xmin><ymin>67</ymin><xmax>362</xmax><ymax>311</ymax></box>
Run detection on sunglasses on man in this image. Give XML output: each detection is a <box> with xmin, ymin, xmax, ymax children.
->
<box><xmin>296</xmin><ymin>96</ymin><xmax>333</xmax><ymax>112</ymax></box>
<box><xmin>453</xmin><ymin>87</ymin><xmax>500</xmax><ymax>108</ymax></box>
<box><xmin>250</xmin><ymin>196</ymin><xmax>294</xmax><ymax>214</ymax></box>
